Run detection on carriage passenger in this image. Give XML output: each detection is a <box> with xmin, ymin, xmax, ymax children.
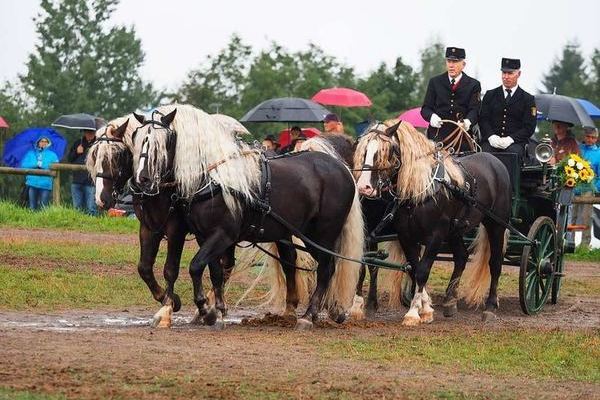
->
<box><xmin>550</xmin><ymin>120</ymin><xmax>580</xmax><ymax>163</ymax></box>
<box><xmin>420</xmin><ymin>47</ymin><xmax>481</xmax><ymax>151</ymax></box>
<box><xmin>479</xmin><ymin>58</ymin><xmax>537</xmax><ymax>159</ymax></box>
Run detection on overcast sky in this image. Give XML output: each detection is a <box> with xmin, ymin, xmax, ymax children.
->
<box><xmin>1</xmin><ymin>0</ymin><xmax>599</xmax><ymax>98</ymax></box>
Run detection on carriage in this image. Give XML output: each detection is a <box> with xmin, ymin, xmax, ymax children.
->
<box><xmin>362</xmin><ymin>134</ymin><xmax>575</xmax><ymax>315</ymax></box>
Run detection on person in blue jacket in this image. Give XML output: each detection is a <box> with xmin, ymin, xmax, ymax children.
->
<box><xmin>573</xmin><ymin>127</ymin><xmax>600</xmax><ymax>247</ymax></box>
<box><xmin>20</xmin><ymin>136</ymin><xmax>59</xmax><ymax>210</ymax></box>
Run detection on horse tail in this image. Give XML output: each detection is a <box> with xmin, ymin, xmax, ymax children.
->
<box><xmin>459</xmin><ymin>224</ymin><xmax>491</xmax><ymax>306</ymax></box>
<box><xmin>378</xmin><ymin>241</ymin><xmax>406</xmax><ymax>310</ymax></box>
<box><xmin>326</xmin><ymin>188</ymin><xmax>365</xmax><ymax>313</ymax></box>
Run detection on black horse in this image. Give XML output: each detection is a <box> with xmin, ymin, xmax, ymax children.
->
<box><xmin>132</xmin><ymin>104</ymin><xmax>364</xmax><ymax>330</ymax></box>
<box><xmin>301</xmin><ymin>133</ymin><xmax>406</xmax><ymax>317</ymax></box>
<box><xmin>355</xmin><ymin>120</ymin><xmax>511</xmax><ymax>324</ymax></box>
<box><xmin>87</xmin><ymin>116</ymin><xmax>239</xmax><ymax>328</ymax></box>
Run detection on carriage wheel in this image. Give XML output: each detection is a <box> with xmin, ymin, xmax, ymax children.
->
<box><xmin>401</xmin><ymin>273</ymin><xmax>414</xmax><ymax>308</ymax></box>
<box><xmin>551</xmin><ymin>204</ymin><xmax>569</xmax><ymax>304</ymax></box>
<box><xmin>519</xmin><ymin>216</ymin><xmax>556</xmax><ymax>315</ymax></box>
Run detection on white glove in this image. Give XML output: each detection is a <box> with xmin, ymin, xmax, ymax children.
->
<box><xmin>495</xmin><ymin>136</ymin><xmax>514</xmax><ymax>150</ymax></box>
<box><xmin>488</xmin><ymin>135</ymin><xmax>503</xmax><ymax>149</ymax></box>
<box><xmin>461</xmin><ymin>119</ymin><xmax>471</xmax><ymax>131</ymax></box>
<box><xmin>430</xmin><ymin>113</ymin><xmax>443</xmax><ymax>128</ymax></box>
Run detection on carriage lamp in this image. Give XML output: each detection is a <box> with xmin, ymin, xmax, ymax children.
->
<box><xmin>535</xmin><ymin>135</ymin><xmax>554</xmax><ymax>164</ymax></box>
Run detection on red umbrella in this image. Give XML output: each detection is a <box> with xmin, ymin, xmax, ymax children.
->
<box><xmin>398</xmin><ymin>107</ymin><xmax>429</xmax><ymax>128</ymax></box>
<box><xmin>0</xmin><ymin>116</ymin><xmax>9</xmax><ymax>129</ymax></box>
<box><xmin>278</xmin><ymin>127</ymin><xmax>321</xmax><ymax>147</ymax></box>
<box><xmin>312</xmin><ymin>87</ymin><xmax>372</xmax><ymax>107</ymax></box>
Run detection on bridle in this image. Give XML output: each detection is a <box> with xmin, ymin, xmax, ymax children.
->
<box><xmin>131</xmin><ymin>111</ymin><xmax>178</xmax><ymax>197</ymax></box>
<box><xmin>92</xmin><ymin>132</ymin><xmax>132</xmax><ymax>201</ymax></box>
<box><xmin>358</xmin><ymin>125</ymin><xmax>401</xmax><ymax>199</ymax></box>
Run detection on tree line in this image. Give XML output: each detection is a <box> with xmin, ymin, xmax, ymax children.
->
<box><xmin>1</xmin><ymin>0</ymin><xmax>599</xmax><ymax>142</ymax></box>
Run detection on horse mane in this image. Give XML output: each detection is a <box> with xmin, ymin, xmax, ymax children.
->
<box><xmin>300</xmin><ymin>136</ymin><xmax>342</xmax><ymax>160</ymax></box>
<box><xmin>86</xmin><ymin>115</ymin><xmax>140</xmax><ymax>179</ymax></box>
<box><xmin>154</xmin><ymin>104</ymin><xmax>261</xmax><ymax>215</ymax></box>
<box><xmin>392</xmin><ymin>120</ymin><xmax>465</xmax><ymax>204</ymax></box>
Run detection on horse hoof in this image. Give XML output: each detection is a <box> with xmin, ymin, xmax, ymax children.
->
<box><xmin>328</xmin><ymin>309</ymin><xmax>347</xmax><ymax>324</ymax></box>
<box><xmin>443</xmin><ymin>303</ymin><xmax>457</xmax><ymax>317</ymax></box>
<box><xmin>482</xmin><ymin>311</ymin><xmax>497</xmax><ymax>322</ymax></box>
<box><xmin>172</xmin><ymin>293</ymin><xmax>182</xmax><ymax>313</ymax></box>
<box><xmin>419</xmin><ymin>312</ymin><xmax>434</xmax><ymax>324</ymax></box>
<box><xmin>203</xmin><ymin>308</ymin><xmax>217</xmax><ymax>326</ymax></box>
<box><xmin>402</xmin><ymin>316</ymin><xmax>421</xmax><ymax>326</ymax></box>
<box><xmin>211</xmin><ymin>320</ymin><xmax>225</xmax><ymax>331</ymax></box>
<box><xmin>295</xmin><ymin>318</ymin><xmax>313</xmax><ymax>330</ymax></box>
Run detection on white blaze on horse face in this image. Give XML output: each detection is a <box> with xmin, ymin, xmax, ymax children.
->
<box><xmin>357</xmin><ymin>139</ymin><xmax>380</xmax><ymax>197</ymax></box>
<box><xmin>95</xmin><ymin>175</ymin><xmax>104</xmax><ymax>208</ymax></box>
<box><xmin>136</xmin><ymin>139</ymin><xmax>149</xmax><ymax>184</ymax></box>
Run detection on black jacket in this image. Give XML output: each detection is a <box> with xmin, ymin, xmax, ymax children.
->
<box><xmin>479</xmin><ymin>86</ymin><xmax>536</xmax><ymax>144</ymax></box>
<box><xmin>421</xmin><ymin>72</ymin><xmax>481</xmax><ymax>139</ymax></box>
<box><xmin>67</xmin><ymin>136</ymin><xmax>96</xmax><ymax>185</ymax></box>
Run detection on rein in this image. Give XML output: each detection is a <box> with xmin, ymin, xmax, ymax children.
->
<box><xmin>205</xmin><ymin>150</ymin><xmax>260</xmax><ymax>173</ymax></box>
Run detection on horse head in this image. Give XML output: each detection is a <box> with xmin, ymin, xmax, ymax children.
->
<box><xmin>354</xmin><ymin>119</ymin><xmax>401</xmax><ymax>198</ymax></box>
<box><xmin>132</xmin><ymin>109</ymin><xmax>178</xmax><ymax>195</ymax></box>
<box><xmin>86</xmin><ymin>119</ymin><xmax>132</xmax><ymax>209</ymax></box>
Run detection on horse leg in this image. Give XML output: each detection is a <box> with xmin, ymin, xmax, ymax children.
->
<box><xmin>151</xmin><ymin>227</ymin><xmax>186</xmax><ymax>328</ymax></box>
<box><xmin>366</xmin><ymin>265</ymin><xmax>379</xmax><ymax>315</ymax></box>
<box><xmin>483</xmin><ymin>223</ymin><xmax>505</xmax><ymax>321</ymax></box>
<box><xmin>296</xmin><ymin>253</ymin><xmax>335</xmax><ymax>330</ymax></box>
<box><xmin>276</xmin><ymin>240</ymin><xmax>299</xmax><ymax>317</ymax></box>
<box><xmin>402</xmin><ymin>235</ymin><xmax>441</xmax><ymax>326</ymax></box>
<box><xmin>443</xmin><ymin>235</ymin><xmax>468</xmax><ymax>317</ymax></box>
<box><xmin>189</xmin><ymin>249</ymin><xmax>211</xmax><ymax>325</ymax></box>
<box><xmin>218</xmin><ymin>245</ymin><xmax>236</xmax><ymax>317</ymax></box>
<box><xmin>136</xmin><ymin>226</ymin><xmax>170</xmax><ymax>326</ymax></box>
<box><xmin>207</xmin><ymin>258</ymin><xmax>226</xmax><ymax>329</ymax></box>
<box><xmin>350</xmin><ymin>263</ymin><xmax>367</xmax><ymax>321</ymax></box>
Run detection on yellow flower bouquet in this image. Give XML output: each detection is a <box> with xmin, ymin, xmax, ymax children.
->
<box><xmin>557</xmin><ymin>154</ymin><xmax>595</xmax><ymax>189</ymax></box>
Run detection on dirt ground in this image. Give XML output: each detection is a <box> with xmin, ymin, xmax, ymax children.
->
<box><xmin>1</xmin><ymin>228</ymin><xmax>599</xmax><ymax>399</ymax></box>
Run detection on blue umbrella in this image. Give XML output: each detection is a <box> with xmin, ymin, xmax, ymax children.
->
<box><xmin>2</xmin><ymin>127</ymin><xmax>67</xmax><ymax>167</ymax></box>
<box><xmin>577</xmin><ymin>98</ymin><xmax>600</xmax><ymax>119</ymax></box>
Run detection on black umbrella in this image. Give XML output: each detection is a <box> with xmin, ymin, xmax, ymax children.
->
<box><xmin>240</xmin><ymin>97</ymin><xmax>332</xmax><ymax>123</ymax></box>
<box><xmin>535</xmin><ymin>94</ymin><xmax>595</xmax><ymax>128</ymax></box>
<box><xmin>52</xmin><ymin>113</ymin><xmax>106</xmax><ymax>130</ymax></box>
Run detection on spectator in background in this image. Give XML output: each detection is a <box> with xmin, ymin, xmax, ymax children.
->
<box><xmin>550</xmin><ymin>120</ymin><xmax>579</xmax><ymax>163</ymax></box>
<box><xmin>293</xmin><ymin>133</ymin><xmax>308</xmax><ymax>151</ymax></box>
<box><xmin>262</xmin><ymin>134</ymin><xmax>278</xmax><ymax>152</ymax></box>
<box><xmin>67</xmin><ymin>129</ymin><xmax>97</xmax><ymax>215</ymax></box>
<box><xmin>574</xmin><ymin>127</ymin><xmax>600</xmax><ymax>248</ymax></box>
<box><xmin>279</xmin><ymin>126</ymin><xmax>302</xmax><ymax>154</ymax></box>
<box><xmin>20</xmin><ymin>136</ymin><xmax>59</xmax><ymax>210</ymax></box>
<box><xmin>323</xmin><ymin>113</ymin><xmax>345</xmax><ymax>134</ymax></box>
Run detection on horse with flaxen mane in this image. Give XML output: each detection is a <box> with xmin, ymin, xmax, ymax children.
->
<box><xmin>355</xmin><ymin>119</ymin><xmax>511</xmax><ymax>324</ymax></box>
<box><xmin>132</xmin><ymin>104</ymin><xmax>364</xmax><ymax>329</ymax></box>
<box><xmin>86</xmin><ymin>110</ymin><xmax>290</xmax><ymax>328</ymax></box>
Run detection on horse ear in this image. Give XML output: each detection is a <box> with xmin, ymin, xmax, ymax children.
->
<box><xmin>385</xmin><ymin>121</ymin><xmax>401</xmax><ymax>137</ymax></box>
<box><xmin>161</xmin><ymin>109</ymin><xmax>177</xmax><ymax>126</ymax></box>
<box><xmin>114</xmin><ymin>119</ymin><xmax>129</xmax><ymax>139</ymax></box>
<box><xmin>133</xmin><ymin>112</ymin><xmax>145</xmax><ymax>125</ymax></box>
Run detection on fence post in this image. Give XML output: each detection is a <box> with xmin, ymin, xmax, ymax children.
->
<box><xmin>52</xmin><ymin>170</ymin><xmax>61</xmax><ymax>205</ymax></box>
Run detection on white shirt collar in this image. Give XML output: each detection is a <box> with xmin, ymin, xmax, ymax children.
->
<box><xmin>503</xmin><ymin>84</ymin><xmax>518</xmax><ymax>97</ymax></box>
<box><xmin>448</xmin><ymin>73</ymin><xmax>463</xmax><ymax>83</ymax></box>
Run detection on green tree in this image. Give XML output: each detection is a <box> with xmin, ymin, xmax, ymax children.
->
<box><xmin>414</xmin><ymin>40</ymin><xmax>446</xmax><ymax>103</ymax></box>
<box><xmin>175</xmin><ymin>34</ymin><xmax>252</xmax><ymax>117</ymax></box>
<box><xmin>541</xmin><ymin>41</ymin><xmax>590</xmax><ymax>97</ymax></box>
<box><xmin>20</xmin><ymin>0</ymin><xmax>154</xmax><ymax>122</ymax></box>
<box><xmin>587</xmin><ymin>48</ymin><xmax>600</xmax><ymax>106</ymax></box>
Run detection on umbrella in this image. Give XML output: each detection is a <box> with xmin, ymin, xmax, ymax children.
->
<box><xmin>312</xmin><ymin>87</ymin><xmax>372</xmax><ymax>107</ymax></box>
<box><xmin>52</xmin><ymin>113</ymin><xmax>106</xmax><ymax>130</ymax></box>
<box><xmin>535</xmin><ymin>94</ymin><xmax>595</xmax><ymax>128</ymax></box>
<box><xmin>278</xmin><ymin>127</ymin><xmax>321</xmax><ymax>147</ymax></box>
<box><xmin>398</xmin><ymin>107</ymin><xmax>429</xmax><ymax>128</ymax></box>
<box><xmin>2</xmin><ymin>127</ymin><xmax>67</xmax><ymax>167</ymax></box>
<box><xmin>0</xmin><ymin>116</ymin><xmax>9</xmax><ymax>129</ymax></box>
<box><xmin>212</xmin><ymin>113</ymin><xmax>251</xmax><ymax>135</ymax></box>
<box><xmin>577</xmin><ymin>98</ymin><xmax>600</xmax><ymax>119</ymax></box>
<box><xmin>240</xmin><ymin>97</ymin><xmax>331</xmax><ymax>123</ymax></box>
